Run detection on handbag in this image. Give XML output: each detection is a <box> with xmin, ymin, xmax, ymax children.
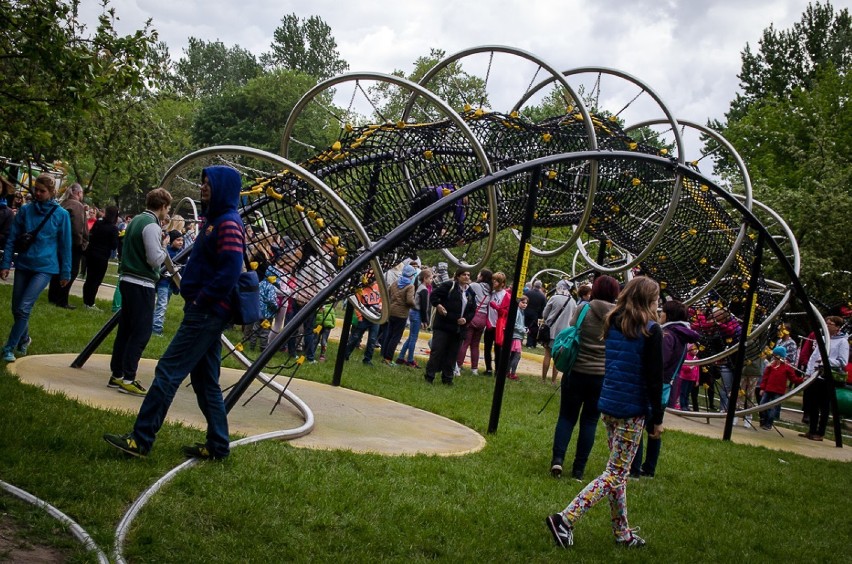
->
<box><xmin>469</xmin><ymin>293</ymin><xmax>489</xmax><ymax>330</ymax></box>
<box><xmin>551</xmin><ymin>304</ymin><xmax>590</xmax><ymax>374</ymax></box>
<box><xmin>14</xmin><ymin>205</ymin><xmax>57</xmax><ymax>254</ymax></box>
<box><xmin>230</xmin><ymin>270</ymin><xmax>263</xmax><ymax>325</ymax></box>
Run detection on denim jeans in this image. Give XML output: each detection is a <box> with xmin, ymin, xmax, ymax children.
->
<box><xmin>759</xmin><ymin>391</ymin><xmax>782</xmax><ymax>426</ymax></box>
<box><xmin>345</xmin><ymin>319</ymin><xmax>379</xmax><ymax>363</ymax></box>
<box><xmin>718</xmin><ymin>364</ymin><xmax>734</xmax><ymax>412</ymax></box>
<box><xmin>552</xmin><ymin>370</ymin><xmax>604</xmax><ymax>475</ymax></box>
<box><xmin>5</xmin><ymin>268</ymin><xmax>52</xmax><ymax>351</ymax></box>
<box><xmin>285</xmin><ymin>303</ymin><xmax>317</xmax><ymax>361</ymax></box>
<box><xmin>381</xmin><ymin>315</ymin><xmax>407</xmax><ymax>361</ymax></box>
<box><xmin>131</xmin><ymin>303</ymin><xmax>231</xmax><ymax>457</ymax></box>
<box><xmin>152</xmin><ymin>284</ymin><xmax>172</xmax><ymax>335</ymax></box>
<box><xmin>399</xmin><ymin>310</ymin><xmax>422</xmax><ymax>363</ymax></box>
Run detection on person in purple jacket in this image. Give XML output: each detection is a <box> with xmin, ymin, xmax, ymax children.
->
<box><xmin>104</xmin><ymin>166</ymin><xmax>245</xmax><ymax>460</ymax></box>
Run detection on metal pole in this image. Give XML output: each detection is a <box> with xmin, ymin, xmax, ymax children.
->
<box><xmin>332</xmin><ymin>300</ymin><xmax>354</xmax><ymax>387</ymax></box>
<box><xmin>723</xmin><ymin>231</ymin><xmax>764</xmax><ymax>440</ymax></box>
<box><xmin>70</xmin><ymin>310</ymin><xmax>120</xmax><ymax>368</ymax></box>
<box><xmin>488</xmin><ymin>166</ymin><xmax>541</xmax><ymax>433</ymax></box>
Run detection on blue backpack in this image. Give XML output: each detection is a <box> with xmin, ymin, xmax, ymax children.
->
<box><xmin>552</xmin><ymin>304</ymin><xmax>590</xmax><ymax>374</ymax></box>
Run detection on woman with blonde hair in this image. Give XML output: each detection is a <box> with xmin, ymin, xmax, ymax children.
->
<box><xmin>547</xmin><ymin>276</ymin><xmax>663</xmax><ymax>549</ymax></box>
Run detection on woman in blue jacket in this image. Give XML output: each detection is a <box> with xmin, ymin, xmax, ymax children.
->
<box><xmin>547</xmin><ymin>276</ymin><xmax>663</xmax><ymax>549</ymax></box>
<box><xmin>1</xmin><ymin>174</ymin><xmax>72</xmax><ymax>362</ymax></box>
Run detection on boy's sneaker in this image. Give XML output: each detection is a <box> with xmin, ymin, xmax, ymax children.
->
<box><xmin>107</xmin><ymin>376</ymin><xmax>122</xmax><ymax>389</ymax></box>
<box><xmin>103</xmin><ymin>433</ymin><xmax>147</xmax><ymax>458</ymax></box>
<box><xmin>319</xmin><ymin>355</ymin><xmax>326</xmax><ymax>361</ymax></box>
<box><xmin>118</xmin><ymin>380</ymin><xmax>148</xmax><ymax>396</ymax></box>
<box><xmin>2</xmin><ymin>347</ymin><xmax>15</xmax><ymax>362</ymax></box>
<box><xmin>616</xmin><ymin>528</ymin><xmax>646</xmax><ymax>548</ymax></box>
<box><xmin>550</xmin><ymin>458</ymin><xmax>563</xmax><ymax>479</ymax></box>
<box><xmin>16</xmin><ymin>336</ymin><xmax>32</xmax><ymax>356</ymax></box>
<box><xmin>545</xmin><ymin>513</ymin><xmax>573</xmax><ymax>547</ymax></box>
<box><xmin>181</xmin><ymin>442</ymin><xmax>227</xmax><ymax>460</ymax></box>
<box><xmin>471</xmin><ymin>369</ymin><xmax>479</xmax><ymax>375</ymax></box>
<box><xmin>571</xmin><ymin>469</ymin><xmax>584</xmax><ymax>482</ymax></box>
<box><xmin>453</xmin><ymin>363</ymin><xmax>461</xmax><ymax>377</ymax></box>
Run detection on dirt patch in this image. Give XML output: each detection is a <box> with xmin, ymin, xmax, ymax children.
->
<box><xmin>0</xmin><ymin>516</ymin><xmax>67</xmax><ymax>563</ymax></box>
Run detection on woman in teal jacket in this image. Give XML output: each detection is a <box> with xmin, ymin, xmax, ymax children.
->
<box><xmin>1</xmin><ymin>174</ymin><xmax>72</xmax><ymax>362</ymax></box>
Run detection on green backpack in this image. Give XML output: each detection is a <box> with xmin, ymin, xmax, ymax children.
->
<box><xmin>552</xmin><ymin>304</ymin><xmax>590</xmax><ymax>374</ymax></box>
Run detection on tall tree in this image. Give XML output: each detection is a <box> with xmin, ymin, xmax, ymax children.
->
<box><xmin>0</xmin><ymin>0</ymin><xmax>163</xmax><ymax>167</ymax></box>
<box><xmin>174</xmin><ymin>38</ymin><xmax>263</xmax><ymax>99</ymax></box>
<box><xmin>727</xmin><ymin>1</ymin><xmax>851</xmax><ymax>121</ymax></box>
<box><xmin>261</xmin><ymin>14</ymin><xmax>348</xmax><ymax>81</ymax></box>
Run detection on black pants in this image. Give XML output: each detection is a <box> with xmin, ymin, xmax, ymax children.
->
<box><xmin>807</xmin><ymin>378</ymin><xmax>833</xmax><ymax>437</ymax></box>
<box><xmin>484</xmin><ymin>328</ymin><xmax>497</xmax><ymax>372</ymax></box>
<box><xmin>48</xmin><ymin>244</ymin><xmax>82</xmax><ymax>306</ymax></box>
<box><xmin>110</xmin><ymin>281</ymin><xmax>155</xmax><ymax>380</ymax></box>
<box><xmin>82</xmin><ymin>255</ymin><xmax>109</xmax><ymax>306</ymax></box>
<box><xmin>425</xmin><ymin>328</ymin><xmax>463</xmax><ymax>383</ymax></box>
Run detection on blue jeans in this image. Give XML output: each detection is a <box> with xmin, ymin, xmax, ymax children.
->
<box><xmin>399</xmin><ymin>310</ymin><xmax>422</xmax><ymax>363</ymax></box>
<box><xmin>551</xmin><ymin>370</ymin><xmax>604</xmax><ymax>476</ymax></box>
<box><xmin>5</xmin><ymin>268</ymin><xmax>52</xmax><ymax>351</ymax></box>
<box><xmin>345</xmin><ymin>319</ymin><xmax>379</xmax><ymax>363</ymax></box>
<box><xmin>131</xmin><ymin>304</ymin><xmax>231</xmax><ymax>457</ymax></box>
<box><xmin>285</xmin><ymin>303</ymin><xmax>317</xmax><ymax>361</ymax></box>
<box><xmin>152</xmin><ymin>284</ymin><xmax>172</xmax><ymax>335</ymax></box>
<box><xmin>718</xmin><ymin>364</ymin><xmax>733</xmax><ymax>412</ymax></box>
<box><xmin>759</xmin><ymin>391</ymin><xmax>782</xmax><ymax>426</ymax></box>
<box><xmin>381</xmin><ymin>315</ymin><xmax>407</xmax><ymax>361</ymax></box>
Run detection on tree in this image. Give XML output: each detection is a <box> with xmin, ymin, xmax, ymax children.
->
<box><xmin>0</xmin><ymin>0</ymin><xmax>163</xmax><ymax>168</ymax></box>
<box><xmin>191</xmin><ymin>69</ymin><xmax>338</xmax><ymax>163</ymax></box>
<box><xmin>368</xmin><ymin>49</ymin><xmax>487</xmax><ymax>123</ymax></box>
<box><xmin>727</xmin><ymin>1</ymin><xmax>851</xmax><ymax>121</ymax></box>
<box><xmin>261</xmin><ymin>14</ymin><xmax>348</xmax><ymax>81</ymax></box>
<box><xmin>174</xmin><ymin>37</ymin><xmax>263</xmax><ymax>99</ymax></box>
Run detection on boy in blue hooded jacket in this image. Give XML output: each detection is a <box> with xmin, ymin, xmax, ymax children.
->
<box><xmin>104</xmin><ymin>166</ymin><xmax>245</xmax><ymax>460</ymax></box>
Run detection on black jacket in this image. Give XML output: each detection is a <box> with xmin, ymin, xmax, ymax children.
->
<box><xmin>430</xmin><ymin>279</ymin><xmax>476</xmax><ymax>334</ymax></box>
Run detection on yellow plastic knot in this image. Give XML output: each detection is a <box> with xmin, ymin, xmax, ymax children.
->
<box><xmin>573</xmin><ymin>113</ymin><xmax>583</xmax><ymax>121</ymax></box>
<box><xmin>296</xmin><ymin>355</ymin><xmax>305</xmax><ymax>365</ymax></box>
<box><xmin>326</xmin><ymin>236</ymin><xmax>339</xmax><ymax>246</ymax></box>
<box><xmin>235</xmin><ymin>343</ymin><xmax>244</xmax><ymax>352</ymax></box>
<box><xmin>249</xmin><ymin>261</ymin><xmax>258</xmax><ymax>271</ymax></box>
<box><xmin>267</xmin><ymin>275</ymin><xmax>277</xmax><ymax>284</ymax></box>
<box><xmin>313</xmin><ymin>324</ymin><xmax>322</xmax><ymax>334</ymax></box>
<box><xmin>266</xmin><ymin>186</ymin><xmax>283</xmax><ymax>200</ymax></box>
<box><xmin>474</xmin><ymin>108</ymin><xmax>484</xmax><ymax>117</ymax></box>
<box><xmin>741</xmin><ymin>282</ymin><xmax>750</xmax><ymax>290</ymax></box>
<box><xmin>699</xmin><ymin>257</ymin><xmax>707</xmax><ymax>265</ymax></box>
<box><xmin>628</xmin><ymin>142</ymin><xmax>638</xmax><ymax>150</ymax></box>
<box><xmin>331</xmin><ymin>141</ymin><xmax>342</xmax><ymax>151</ymax></box>
<box><xmin>660</xmin><ymin>148</ymin><xmax>668</xmax><ymax>155</ymax></box>
<box><xmin>261</xmin><ymin>319</ymin><xmax>271</xmax><ymax>329</ymax></box>
<box><xmin>335</xmin><ymin>246</ymin><xmax>347</xmax><ymax>256</ymax></box>
<box><xmin>689</xmin><ymin>278</ymin><xmax>697</xmax><ymax>285</ymax></box>
<box><xmin>632</xmin><ymin>178</ymin><xmax>641</xmax><ymax>186</ymax></box>
<box><xmin>315</xmin><ymin>217</ymin><xmax>325</xmax><ymax>228</ymax></box>
<box><xmin>463</xmin><ymin>103</ymin><xmax>472</xmax><ymax>112</ymax></box>
<box><xmin>659</xmin><ymin>281</ymin><xmax>668</xmax><ymax>289</ymax></box>
<box><xmin>307</xmin><ymin>210</ymin><xmax>317</xmax><ymax>219</ymax></box>
<box><xmin>542</xmin><ymin>133</ymin><xmax>552</xmax><ymax>143</ymax></box>
<box><xmin>510</xmin><ymin>111</ymin><xmax>519</xmax><ymax>119</ymax></box>
<box><xmin>345</xmin><ymin>123</ymin><xmax>353</xmax><ymax>132</ymax></box>
<box><xmin>547</xmin><ymin>170</ymin><xmax>557</xmax><ymax>179</ymax></box>
<box><xmin>609</xmin><ymin>115</ymin><xmax>618</xmax><ymax>122</ymax></box>
<box><xmin>688</xmin><ymin>228</ymin><xmax>697</xmax><ymax>236</ymax></box>
<box><xmin>424</xmin><ymin>150</ymin><xmax>433</xmax><ymax>160</ymax></box>
<box><xmin>396</xmin><ymin>121</ymin><xmax>406</xmax><ymax>128</ymax></box>
<box><xmin>700</xmin><ymin>184</ymin><xmax>709</xmax><ymax>191</ymax></box>
<box><xmin>294</xmin><ymin>203</ymin><xmax>305</xmax><ymax>213</ymax></box>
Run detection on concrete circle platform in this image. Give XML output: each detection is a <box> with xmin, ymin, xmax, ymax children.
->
<box><xmin>7</xmin><ymin>354</ymin><xmax>486</xmax><ymax>457</ymax></box>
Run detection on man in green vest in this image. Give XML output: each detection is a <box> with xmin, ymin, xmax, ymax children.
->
<box><xmin>108</xmin><ymin>188</ymin><xmax>171</xmax><ymax>396</ymax></box>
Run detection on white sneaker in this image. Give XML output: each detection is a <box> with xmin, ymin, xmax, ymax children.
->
<box><xmin>471</xmin><ymin>369</ymin><xmax>478</xmax><ymax>376</ymax></box>
<box><xmin>453</xmin><ymin>363</ymin><xmax>461</xmax><ymax>377</ymax></box>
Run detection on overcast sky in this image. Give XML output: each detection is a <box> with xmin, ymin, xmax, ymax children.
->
<box><xmin>81</xmin><ymin>0</ymin><xmax>823</xmax><ymax>128</ymax></box>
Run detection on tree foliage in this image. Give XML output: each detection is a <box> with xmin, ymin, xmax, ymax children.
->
<box><xmin>0</xmin><ymin>0</ymin><xmax>164</xmax><ymax>166</ymax></box>
<box><xmin>727</xmin><ymin>1</ymin><xmax>851</xmax><ymax>121</ymax></box>
<box><xmin>174</xmin><ymin>37</ymin><xmax>263</xmax><ymax>99</ymax></box>
<box><xmin>261</xmin><ymin>13</ymin><xmax>348</xmax><ymax>80</ymax></box>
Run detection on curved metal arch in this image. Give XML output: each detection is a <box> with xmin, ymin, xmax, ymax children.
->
<box><xmin>280</xmin><ymin>71</ymin><xmax>497</xmax><ymax>273</ymax></box>
<box><xmin>159</xmin><ymin>145</ymin><xmax>389</xmax><ymax>324</ymax></box>
<box><xmin>405</xmin><ymin>45</ymin><xmax>601</xmax><ymax>261</ymax></box>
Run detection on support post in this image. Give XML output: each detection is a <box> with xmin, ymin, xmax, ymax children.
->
<box><xmin>723</xmin><ymin>231</ymin><xmax>764</xmax><ymax>440</ymax></box>
<box><xmin>332</xmin><ymin>300</ymin><xmax>354</xmax><ymax>387</ymax></box>
<box><xmin>488</xmin><ymin>166</ymin><xmax>541</xmax><ymax>433</ymax></box>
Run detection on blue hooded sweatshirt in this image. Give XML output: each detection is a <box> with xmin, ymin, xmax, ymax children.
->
<box><xmin>179</xmin><ymin>166</ymin><xmax>245</xmax><ymax>319</ymax></box>
<box><xmin>1</xmin><ymin>198</ymin><xmax>72</xmax><ymax>278</ymax></box>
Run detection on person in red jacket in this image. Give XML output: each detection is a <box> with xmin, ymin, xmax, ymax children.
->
<box><xmin>758</xmin><ymin>346</ymin><xmax>803</xmax><ymax>430</ymax></box>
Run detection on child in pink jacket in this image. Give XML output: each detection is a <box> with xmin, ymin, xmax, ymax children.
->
<box><xmin>677</xmin><ymin>344</ymin><xmax>699</xmax><ymax>411</ymax></box>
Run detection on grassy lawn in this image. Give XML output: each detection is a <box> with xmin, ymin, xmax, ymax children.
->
<box><xmin>0</xmin><ymin>283</ymin><xmax>850</xmax><ymax>562</ymax></box>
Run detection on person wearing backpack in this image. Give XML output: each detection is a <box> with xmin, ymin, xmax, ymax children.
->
<box><xmin>540</xmin><ymin>279</ymin><xmax>577</xmax><ymax>384</ymax></box>
<box><xmin>547</xmin><ymin>276</ymin><xmax>663</xmax><ymax>549</ymax></box>
<box><xmin>549</xmin><ymin>275</ymin><xmax>620</xmax><ymax>481</ymax></box>
<box><xmin>630</xmin><ymin>299</ymin><xmax>699</xmax><ymax>479</ymax></box>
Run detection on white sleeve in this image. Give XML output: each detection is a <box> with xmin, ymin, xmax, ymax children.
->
<box><xmin>141</xmin><ymin>223</ymin><xmax>167</xmax><ymax>269</ymax></box>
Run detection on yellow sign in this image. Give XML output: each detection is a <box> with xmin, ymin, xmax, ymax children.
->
<box><xmin>517</xmin><ymin>243</ymin><xmax>531</xmax><ymax>298</ymax></box>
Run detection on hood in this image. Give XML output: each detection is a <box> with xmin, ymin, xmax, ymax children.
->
<box><xmin>202</xmin><ymin>166</ymin><xmax>241</xmax><ymax>219</ymax></box>
<box><xmin>663</xmin><ymin>320</ymin><xmax>701</xmax><ymax>342</ymax></box>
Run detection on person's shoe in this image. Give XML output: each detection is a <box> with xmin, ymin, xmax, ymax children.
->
<box><xmin>362</xmin><ymin>359</ymin><xmax>373</xmax><ymax>366</ymax></box>
<box><xmin>640</xmin><ymin>470</ymin><xmax>655</xmax><ymax>479</ymax></box>
<box><xmin>181</xmin><ymin>442</ymin><xmax>227</xmax><ymax>460</ymax></box>
<box><xmin>471</xmin><ymin>369</ymin><xmax>478</xmax><ymax>376</ymax></box>
<box><xmin>507</xmin><ymin>373</ymin><xmax>519</xmax><ymax>380</ymax></box>
<box><xmin>628</xmin><ymin>472</ymin><xmax>641</xmax><ymax>481</ymax></box>
<box><xmin>424</xmin><ymin>376</ymin><xmax>434</xmax><ymax>384</ymax></box>
<box><xmin>760</xmin><ymin>425</ymin><xmax>773</xmax><ymax>431</ymax></box>
<box><xmin>409</xmin><ymin>361</ymin><xmax>421</xmax><ymax>369</ymax></box>
<box><xmin>16</xmin><ymin>336</ymin><xmax>32</xmax><ymax>356</ymax></box>
<box><xmin>107</xmin><ymin>376</ymin><xmax>123</xmax><ymax>389</ymax></box>
<box><xmin>807</xmin><ymin>434</ymin><xmax>823</xmax><ymax>442</ymax></box>
<box><xmin>84</xmin><ymin>304</ymin><xmax>102</xmax><ymax>312</ymax></box>
<box><xmin>2</xmin><ymin>347</ymin><xmax>15</xmax><ymax>362</ymax></box>
<box><xmin>571</xmin><ymin>469</ymin><xmax>584</xmax><ymax>482</ymax></box>
<box><xmin>484</xmin><ymin>370</ymin><xmax>493</xmax><ymax>376</ymax></box>
<box><xmin>103</xmin><ymin>433</ymin><xmax>147</xmax><ymax>458</ymax></box>
<box><xmin>117</xmin><ymin>380</ymin><xmax>148</xmax><ymax>396</ymax></box>
<box><xmin>550</xmin><ymin>458</ymin><xmax>563</xmax><ymax>479</ymax></box>
<box><xmin>319</xmin><ymin>355</ymin><xmax>326</xmax><ymax>361</ymax></box>
<box><xmin>453</xmin><ymin>364</ymin><xmax>460</xmax><ymax>377</ymax></box>
<box><xmin>396</xmin><ymin>357</ymin><xmax>406</xmax><ymax>365</ymax></box>
<box><xmin>57</xmin><ymin>303</ymin><xmax>76</xmax><ymax>310</ymax></box>
<box><xmin>545</xmin><ymin>513</ymin><xmax>573</xmax><ymax>547</ymax></box>
<box><xmin>616</xmin><ymin>528</ymin><xmax>646</xmax><ymax>547</ymax></box>
<box><xmin>441</xmin><ymin>379</ymin><xmax>454</xmax><ymax>386</ymax></box>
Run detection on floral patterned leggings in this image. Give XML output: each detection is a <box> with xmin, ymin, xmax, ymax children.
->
<box><xmin>559</xmin><ymin>414</ymin><xmax>645</xmax><ymax>539</ymax></box>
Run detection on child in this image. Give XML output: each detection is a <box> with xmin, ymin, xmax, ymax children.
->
<box><xmin>678</xmin><ymin>344</ymin><xmax>699</xmax><ymax>411</ymax></box>
<box><xmin>507</xmin><ymin>296</ymin><xmax>528</xmax><ymax>380</ymax></box>
<box><xmin>152</xmin><ymin>230</ymin><xmax>183</xmax><ymax>336</ymax></box>
<box><xmin>247</xmin><ymin>273</ymin><xmax>279</xmax><ymax>352</ymax></box>
<box><xmin>758</xmin><ymin>345</ymin><xmax>803</xmax><ymax>429</ymax></box>
<box><xmin>314</xmin><ymin>303</ymin><xmax>337</xmax><ymax>361</ymax></box>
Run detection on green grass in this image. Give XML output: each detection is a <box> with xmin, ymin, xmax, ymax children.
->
<box><xmin>0</xmin><ymin>284</ymin><xmax>850</xmax><ymax>562</ymax></box>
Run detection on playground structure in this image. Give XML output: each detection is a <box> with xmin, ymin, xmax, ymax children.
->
<box><xmin>76</xmin><ymin>45</ymin><xmax>844</xmax><ymax>441</ymax></box>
